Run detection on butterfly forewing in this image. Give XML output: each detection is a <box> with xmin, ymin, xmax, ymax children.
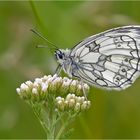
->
<box><xmin>70</xmin><ymin>26</ymin><xmax>140</xmax><ymax>90</ymax></box>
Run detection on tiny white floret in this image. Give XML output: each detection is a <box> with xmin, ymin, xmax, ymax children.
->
<box><xmin>20</xmin><ymin>83</ymin><xmax>29</xmax><ymax>91</ymax></box>
<box><xmin>25</xmin><ymin>81</ymin><xmax>33</xmax><ymax>87</ymax></box>
<box><xmin>69</xmin><ymin>99</ymin><xmax>75</xmax><ymax>107</ymax></box>
<box><xmin>32</xmin><ymin>88</ymin><xmax>38</xmax><ymax>94</ymax></box>
<box><xmin>71</xmin><ymin>80</ymin><xmax>77</xmax><ymax>86</ymax></box>
<box><xmin>35</xmin><ymin>78</ymin><xmax>42</xmax><ymax>84</ymax></box>
<box><xmin>41</xmin><ymin>83</ymin><xmax>48</xmax><ymax>92</ymax></box>
<box><xmin>78</xmin><ymin>84</ymin><xmax>82</xmax><ymax>90</ymax></box>
<box><xmin>84</xmin><ymin>83</ymin><xmax>89</xmax><ymax>90</ymax></box>
<box><xmin>74</xmin><ymin>102</ymin><xmax>81</xmax><ymax>111</ymax></box>
<box><xmin>16</xmin><ymin>88</ymin><xmax>21</xmax><ymax>94</ymax></box>
<box><xmin>56</xmin><ymin>96</ymin><xmax>62</xmax><ymax>101</ymax></box>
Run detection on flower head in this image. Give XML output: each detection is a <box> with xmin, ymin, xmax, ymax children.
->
<box><xmin>55</xmin><ymin>93</ymin><xmax>91</xmax><ymax>112</ymax></box>
<box><xmin>16</xmin><ymin>75</ymin><xmax>90</xmax><ymax>103</ymax></box>
<box><xmin>16</xmin><ymin>75</ymin><xmax>91</xmax><ymax>139</ymax></box>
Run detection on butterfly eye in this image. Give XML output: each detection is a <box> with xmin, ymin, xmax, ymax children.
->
<box><xmin>58</xmin><ymin>53</ymin><xmax>63</xmax><ymax>59</ymax></box>
<box><xmin>55</xmin><ymin>50</ymin><xmax>64</xmax><ymax>60</ymax></box>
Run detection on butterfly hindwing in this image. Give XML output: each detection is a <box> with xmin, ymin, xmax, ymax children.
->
<box><xmin>70</xmin><ymin>26</ymin><xmax>140</xmax><ymax>90</ymax></box>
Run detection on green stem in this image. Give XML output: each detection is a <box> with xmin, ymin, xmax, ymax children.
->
<box><xmin>55</xmin><ymin>114</ymin><xmax>73</xmax><ymax>139</ymax></box>
<box><xmin>29</xmin><ymin>0</ymin><xmax>46</xmax><ymax>30</ymax></box>
<box><xmin>32</xmin><ymin>105</ymin><xmax>49</xmax><ymax>136</ymax></box>
<box><xmin>55</xmin><ymin>124</ymin><xmax>66</xmax><ymax>139</ymax></box>
<box><xmin>46</xmin><ymin>114</ymin><xmax>55</xmax><ymax>139</ymax></box>
<box><xmin>44</xmin><ymin>96</ymin><xmax>56</xmax><ymax>139</ymax></box>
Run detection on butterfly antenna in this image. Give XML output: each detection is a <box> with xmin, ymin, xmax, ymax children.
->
<box><xmin>35</xmin><ymin>45</ymin><xmax>47</xmax><ymax>48</ymax></box>
<box><xmin>30</xmin><ymin>29</ymin><xmax>59</xmax><ymax>51</ymax></box>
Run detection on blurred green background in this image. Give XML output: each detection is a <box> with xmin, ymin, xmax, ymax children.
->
<box><xmin>1</xmin><ymin>1</ymin><xmax>140</xmax><ymax>139</ymax></box>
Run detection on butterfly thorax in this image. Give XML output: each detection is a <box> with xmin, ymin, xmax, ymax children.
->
<box><xmin>55</xmin><ymin>49</ymin><xmax>79</xmax><ymax>77</ymax></box>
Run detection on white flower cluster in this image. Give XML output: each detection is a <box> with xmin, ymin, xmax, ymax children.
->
<box><xmin>56</xmin><ymin>94</ymin><xmax>91</xmax><ymax>112</ymax></box>
<box><xmin>16</xmin><ymin>74</ymin><xmax>90</xmax><ymax>103</ymax></box>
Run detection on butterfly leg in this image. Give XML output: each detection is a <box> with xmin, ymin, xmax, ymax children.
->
<box><xmin>54</xmin><ymin>64</ymin><xmax>62</xmax><ymax>76</ymax></box>
<box><xmin>72</xmin><ymin>72</ymin><xmax>88</xmax><ymax>100</ymax></box>
<box><xmin>50</xmin><ymin>65</ymin><xmax>62</xmax><ymax>83</ymax></box>
<box><xmin>79</xmin><ymin>80</ymin><xmax>88</xmax><ymax>100</ymax></box>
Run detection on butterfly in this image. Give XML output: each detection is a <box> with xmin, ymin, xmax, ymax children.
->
<box><xmin>31</xmin><ymin>25</ymin><xmax>140</xmax><ymax>91</ymax></box>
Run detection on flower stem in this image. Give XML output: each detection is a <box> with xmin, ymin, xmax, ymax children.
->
<box><xmin>55</xmin><ymin>114</ymin><xmax>74</xmax><ymax>139</ymax></box>
<box><xmin>16</xmin><ymin>75</ymin><xmax>91</xmax><ymax>139</ymax></box>
<box><xmin>32</xmin><ymin>104</ymin><xmax>49</xmax><ymax>136</ymax></box>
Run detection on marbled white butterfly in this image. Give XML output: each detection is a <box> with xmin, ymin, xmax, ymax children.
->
<box><xmin>31</xmin><ymin>25</ymin><xmax>140</xmax><ymax>90</ymax></box>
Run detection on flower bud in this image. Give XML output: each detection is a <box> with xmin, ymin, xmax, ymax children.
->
<box><xmin>60</xmin><ymin>81</ymin><xmax>70</xmax><ymax>96</ymax></box>
<box><xmin>66</xmin><ymin>94</ymin><xmax>73</xmax><ymax>100</ymax></box>
<box><xmin>56</xmin><ymin>96</ymin><xmax>62</xmax><ymax>101</ymax></box>
<box><xmin>16</xmin><ymin>75</ymin><xmax>91</xmax><ymax>111</ymax></box>
<box><xmin>41</xmin><ymin>83</ymin><xmax>48</xmax><ymax>92</ymax></box>
<box><xmin>80</xmin><ymin>96</ymin><xmax>85</xmax><ymax>102</ymax></box>
<box><xmin>25</xmin><ymin>81</ymin><xmax>33</xmax><ymax>87</ymax></box>
<box><xmin>69</xmin><ymin>80</ymin><xmax>77</xmax><ymax>93</ymax></box>
<box><xmin>33</xmin><ymin>82</ymin><xmax>39</xmax><ymax>88</ymax></box>
<box><xmin>74</xmin><ymin>102</ymin><xmax>81</xmax><ymax>112</ymax></box>
<box><xmin>64</xmin><ymin>100</ymin><xmax>68</xmax><ymax>108</ymax></box>
<box><xmin>49</xmin><ymin>77</ymin><xmax>63</xmax><ymax>94</ymax></box>
<box><xmin>68</xmin><ymin>99</ymin><xmax>75</xmax><ymax>108</ymax></box>
<box><xmin>47</xmin><ymin>77</ymin><xmax>53</xmax><ymax>83</ymax></box>
<box><xmin>83</xmin><ymin>83</ymin><xmax>90</xmax><ymax>93</ymax></box>
<box><xmin>42</xmin><ymin>75</ymin><xmax>52</xmax><ymax>82</ymax></box>
<box><xmin>76</xmin><ymin>84</ymin><xmax>83</xmax><ymax>96</ymax></box>
<box><xmin>81</xmin><ymin>101</ymin><xmax>91</xmax><ymax>110</ymax></box>
<box><xmin>20</xmin><ymin>83</ymin><xmax>29</xmax><ymax>92</ymax></box>
<box><xmin>32</xmin><ymin>88</ymin><xmax>38</xmax><ymax>94</ymax></box>
<box><xmin>35</xmin><ymin>78</ymin><xmax>42</xmax><ymax>84</ymax></box>
<box><xmin>56</xmin><ymin>100</ymin><xmax>65</xmax><ymax>111</ymax></box>
<box><xmin>16</xmin><ymin>88</ymin><xmax>21</xmax><ymax>95</ymax></box>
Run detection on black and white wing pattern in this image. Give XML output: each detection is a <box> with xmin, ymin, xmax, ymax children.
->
<box><xmin>70</xmin><ymin>26</ymin><xmax>140</xmax><ymax>90</ymax></box>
